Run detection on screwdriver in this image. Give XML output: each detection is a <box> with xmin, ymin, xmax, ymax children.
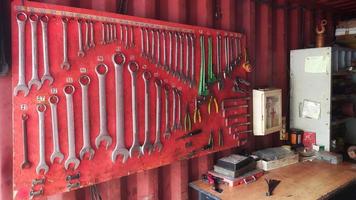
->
<box><xmin>175</xmin><ymin>129</ymin><xmax>202</xmax><ymax>141</ymax></box>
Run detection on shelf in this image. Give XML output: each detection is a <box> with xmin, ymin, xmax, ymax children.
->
<box><xmin>332</xmin><ymin>70</ymin><xmax>356</xmax><ymax>76</ymax></box>
<box><xmin>331</xmin><ymin>117</ymin><xmax>352</xmax><ymax>126</ymax></box>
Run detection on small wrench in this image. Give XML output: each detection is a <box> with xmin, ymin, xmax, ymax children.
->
<box><xmin>89</xmin><ymin>21</ymin><xmax>95</xmax><ymax>48</ymax></box>
<box><xmin>178</xmin><ymin>33</ymin><xmax>184</xmax><ymax>80</ymax></box>
<box><xmin>150</xmin><ymin>29</ymin><xmax>155</xmax><ymax>63</ymax></box>
<box><xmin>63</xmin><ymin>85</ymin><xmax>80</xmax><ymax>170</ymax></box>
<box><xmin>49</xmin><ymin>95</ymin><xmax>64</xmax><ymax>164</ymax></box>
<box><xmin>113</xmin><ymin>24</ymin><xmax>117</xmax><ymax>41</ymax></box>
<box><xmin>106</xmin><ymin>23</ymin><xmax>110</xmax><ymax>43</ymax></box>
<box><xmin>101</xmin><ymin>23</ymin><xmax>106</xmax><ymax>45</ymax></box>
<box><xmin>176</xmin><ymin>89</ymin><xmax>182</xmax><ymax>130</ymax></box>
<box><xmin>163</xmin><ymin>84</ymin><xmax>171</xmax><ymax>139</ymax></box>
<box><xmin>36</xmin><ymin>104</ymin><xmax>49</xmax><ymax>175</ymax></box>
<box><xmin>77</xmin><ymin>19</ymin><xmax>85</xmax><ymax>57</ymax></box>
<box><xmin>128</xmin><ymin>62</ymin><xmax>142</xmax><ymax>158</ymax></box>
<box><xmin>168</xmin><ymin>31</ymin><xmax>173</xmax><ymax>72</ymax></box>
<box><xmin>14</xmin><ymin>12</ymin><xmax>29</xmax><ymax>96</ymax></box>
<box><xmin>95</xmin><ymin>63</ymin><xmax>112</xmax><ymax>149</ymax></box>
<box><xmin>156</xmin><ymin>30</ymin><xmax>160</xmax><ymax>67</ymax></box>
<box><xmin>28</xmin><ymin>14</ymin><xmax>42</xmax><ymax>90</ymax></box>
<box><xmin>129</xmin><ymin>26</ymin><xmax>135</xmax><ymax>48</ymax></box>
<box><xmin>162</xmin><ymin>31</ymin><xmax>167</xmax><ymax>69</ymax></box>
<box><xmin>111</xmin><ymin>52</ymin><xmax>129</xmax><ymax>163</ymax></box>
<box><xmin>145</xmin><ymin>28</ymin><xmax>150</xmax><ymax>60</ymax></box>
<box><xmin>61</xmin><ymin>17</ymin><xmax>70</xmax><ymax>70</ymax></box>
<box><xmin>185</xmin><ymin>34</ymin><xmax>190</xmax><ymax>83</ymax></box>
<box><xmin>124</xmin><ymin>25</ymin><xmax>129</xmax><ymax>49</ymax></box>
<box><xmin>142</xmin><ymin>71</ymin><xmax>153</xmax><ymax>155</ymax></box>
<box><xmin>189</xmin><ymin>34</ymin><xmax>196</xmax><ymax>87</ymax></box>
<box><xmin>216</xmin><ymin>35</ymin><xmax>223</xmax><ymax>90</ymax></box>
<box><xmin>153</xmin><ymin>79</ymin><xmax>163</xmax><ymax>152</ymax></box>
<box><xmin>140</xmin><ymin>27</ymin><xmax>145</xmax><ymax>57</ymax></box>
<box><xmin>79</xmin><ymin>75</ymin><xmax>95</xmax><ymax>160</ymax></box>
<box><xmin>83</xmin><ymin>20</ymin><xmax>90</xmax><ymax>51</ymax></box>
<box><xmin>119</xmin><ymin>24</ymin><xmax>123</xmax><ymax>44</ymax></box>
<box><xmin>40</xmin><ymin>15</ymin><xmax>53</xmax><ymax>85</ymax></box>
<box><xmin>109</xmin><ymin>24</ymin><xmax>113</xmax><ymax>43</ymax></box>
<box><xmin>171</xmin><ymin>88</ymin><xmax>177</xmax><ymax>131</ymax></box>
<box><xmin>21</xmin><ymin>113</ymin><xmax>31</xmax><ymax>169</ymax></box>
<box><xmin>174</xmin><ymin>32</ymin><xmax>179</xmax><ymax>76</ymax></box>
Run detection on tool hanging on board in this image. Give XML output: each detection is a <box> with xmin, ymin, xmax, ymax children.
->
<box><xmin>198</xmin><ymin>34</ymin><xmax>209</xmax><ymax>97</ymax></box>
<box><xmin>184</xmin><ymin>104</ymin><xmax>192</xmax><ymax>131</ymax></box>
<box><xmin>193</xmin><ymin>98</ymin><xmax>202</xmax><ymax>124</ymax></box>
<box><xmin>175</xmin><ymin>129</ymin><xmax>203</xmax><ymax>141</ymax></box>
<box><xmin>242</xmin><ymin>48</ymin><xmax>252</xmax><ymax>72</ymax></box>
<box><xmin>207</xmin><ymin>36</ymin><xmax>217</xmax><ymax>84</ymax></box>
<box><xmin>208</xmin><ymin>95</ymin><xmax>219</xmax><ymax>114</ymax></box>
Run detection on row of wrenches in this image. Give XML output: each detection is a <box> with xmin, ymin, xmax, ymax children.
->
<box><xmin>14</xmin><ymin>13</ymin><xmax>53</xmax><ymax>97</ymax></box>
<box><xmin>25</xmin><ymin>52</ymin><xmax>184</xmax><ymax>175</ymax></box>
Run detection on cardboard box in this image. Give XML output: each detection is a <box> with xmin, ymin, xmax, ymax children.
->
<box><xmin>257</xmin><ymin>154</ymin><xmax>299</xmax><ymax>171</ymax></box>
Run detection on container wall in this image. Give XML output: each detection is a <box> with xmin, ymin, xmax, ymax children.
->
<box><xmin>0</xmin><ymin>0</ymin><xmax>336</xmax><ymax>199</ymax></box>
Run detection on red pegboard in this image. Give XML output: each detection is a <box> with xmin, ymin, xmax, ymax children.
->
<box><xmin>12</xmin><ymin>1</ymin><xmax>250</xmax><ymax>198</ymax></box>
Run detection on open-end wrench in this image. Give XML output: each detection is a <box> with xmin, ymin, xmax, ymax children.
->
<box><xmin>156</xmin><ymin>30</ymin><xmax>160</xmax><ymax>67</ymax></box>
<box><xmin>142</xmin><ymin>71</ymin><xmax>153</xmax><ymax>155</ymax></box>
<box><xmin>171</xmin><ymin>87</ymin><xmax>177</xmax><ymax>131</ymax></box>
<box><xmin>40</xmin><ymin>15</ymin><xmax>54</xmax><ymax>85</ymax></box>
<box><xmin>223</xmin><ymin>36</ymin><xmax>229</xmax><ymax>79</ymax></box>
<box><xmin>150</xmin><ymin>29</ymin><xmax>155</xmax><ymax>63</ymax></box>
<box><xmin>61</xmin><ymin>17</ymin><xmax>70</xmax><ymax>70</ymax></box>
<box><xmin>216</xmin><ymin>35</ymin><xmax>223</xmax><ymax>90</ymax></box>
<box><xmin>36</xmin><ymin>104</ymin><xmax>49</xmax><ymax>174</ymax></box>
<box><xmin>106</xmin><ymin>23</ymin><xmax>110</xmax><ymax>43</ymax></box>
<box><xmin>49</xmin><ymin>95</ymin><xmax>64</xmax><ymax>164</ymax></box>
<box><xmin>229</xmin><ymin>36</ymin><xmax>234</xmax><ymax>70</ymax></box>
<box><xmin>128</xmin><ymin>62</ymin><xmax>142</xmax><ymax>158</ymax></box>
<box><xmin>129</xmin><ymin>26</ymin><xmax>135</xmax><ymax>48</ymax></box>
<box><xmin>185</xmin><ymin>34</ymin><xmax>190</xmax><ymax>84</ymax></box>
<box><xmin>63</xmin><ymin>85</ymin><xmax>80</xmax><ymax>170</ymax></box>
<box><xmin>79</xmin><ymin>75</ymin><xmax>95</xmax><ymax>160</ymax></box>
<box><xmin>153</xmin><ymin>79</ymin><xmax>163</xmax><ymax>152</ymax></box>
<box><xmin>113</xmin><ymin>24</ymin><xmax>117</xmax><ymax>42</ymax></box>
<box><xmin>109</xmin><ymin>24</ymin><xmax>113</xmax><ymax>43</ymax></box>
<box><xmin>77</xmin><ymin>19</ymin><xmax>85</xmax><ymax>57</ymax></box>
<box><xmin>14</xmin><ymin>12</ymin><xmax>29</xmax><ymax>96</ymax></box>
<box><xmin>101</xmin><ymin>23</ymin><xmax>106</xmax><ymax>45</ymax></box>
<box><xmin>89</xmin><ymin>21</ymin><xmax>95</xmax><ymax>48</ymax></box>
<box><xmin>28</xmin><ymin>14</ymin><xmax>42</xmax><ymax>91</ymax></box>
<box><xmin>111</xmin><ymin>52</ymin><xmax>129</xmax><ymax>163</ymax></box>
<box><xmin>140</xmin><ymin>27</ymin><xmax>145</xmax><ymax>57</ymax></box>
<box><xmin>174</xmin><ymin>32</ymin><xmax>179</xmax><ymax>76</ymax></box>
<box><xmin>119</xmin><ymin>24</ymin><xmax>123</xmax><ymax>44</ymax></box>
<box><xmin>168</xmin><ymin>31</ymin><xmax>173</xmax><ymax>73</ymax></box>
<box><xmin>163</xmin><ymin>84</ymin><xmax>171</xmax><ymax>139</ymax></box>
<box><xmin>176</xmin><ymin>89</ymin><xmax>182</xmax><ymax>130</ymax></box>
<box><xmin>178</xmin><ymin>33</ymin><xmax>184</xmax><ymax>80</ymax></box>
<box><xmin>84</xmin><ymin>20</ymin><xmax>90</xmax><ymax>51</ymax></box>
<box><xmin>95</xmin><ymin>63</ymin><xmax>112</xmax><ymax>149</ymax></box>
<box><xmin>145</xmin><ymin>28</ymin><xmax>150</xmax><ymax>60</ymax></box>
<box><xmin>21</xmin><ymin>113</ymin><xmax>31</xmax><ymax>169</ymax></box>
<box><xmin>124</xmin><ymin>25</ymin><xmax>129</xmax><ymax>49</ymax></box>
<box><xmin>161</xmin><ymin>31</ymin><xmax>167</xmax><ymax>68</ymax></box>
<box><xmin>189</xmin><ymin>34</ymin><xmax>196</xmax><ymax>88</ymax></box>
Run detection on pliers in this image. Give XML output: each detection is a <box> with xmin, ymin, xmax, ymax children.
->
<box><xmin>184</xmin><ymin>104</ymin><xmax>192</xmax><ymax>131</ymax></box>
<box><xmin>208</xmin><ymin>95</ymin><xmax>219</xmax><ymax>114</ymax></box>
<box><xmin>193</xmin><ymin>98</ymin><xmax>202</xmax><ymax>123</ymax></box>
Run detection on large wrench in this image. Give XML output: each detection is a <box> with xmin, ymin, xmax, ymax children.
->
<box><xmin>79</xmin><ymin>75</ymin><xmax>95</xmax><ymax>160</ymax></box>
<box><xmin>153</xmin><ymin>79</ymin><xmax>163</xmax><ymax>152</ymax></box>
<box><xmin>101</xmin><ymin>23</ymin><xmax>106</xmax><ymax>45</ymax></box>
<box><xmin>145</xmin><ymin>28</ymin><xmax>150</xmax><ymax>60</ymax></box>
<box><xmin>168</xmin><ymin>31</ymin><xmax>173</xmax><ymax>73</ymax></box>
<box><xmin>140</xmin><ymin>27</ymin><xmax>145</xmax><ymax>57</ymax></box>
<box><xmin>63</xmin><ymin>85</ymin><xmax>80</xmax><ymax>170</ymax></box>
<box><xmin>111</xmin><ymin>52</ymin><xmax>129</xmax><ymax>163</ymax></box>
<box><xmin>163</xmin><ymin>84</ymin><xmax>171</xmax><ymax>139</ymax></box>
<box><xmin>150</xmin><ymin>29</ymin><xmax>155</xmax><ymax>63</ymax></box>
<box><xmin>28</xmin><ymin>14</ymin><xmax>42</xmax><ymax>90</ymax></box>
<box><xmin>49</xmin><ymin>95</ymin><xmax>64</xmax><ymax>164</ymax></box>
<box><xmin>40</xmin><ymin>16</ymin><xmax>54</xmax><ymax>85</ymax></box>
<box><xmin>95</xmin><ymin>63</ymin><xmax>112</xmax><ymax>149</ymax></box>
<box><xmin>216</xmin><ymin>35</ymin><xmax>223</xmax><ymax>90</ymax></box>
<box><xmin>36</xmin><ymin>104</ymin><xmax>49</xmax><ymax>174</ymax></box>
<box><xmin>178</xmin><ymin>33</ymin><xmax>184</xmax><ymax>80</ymax></box>
<box><xmin>174</xmin><ymin>32</ymin><xmax>179</xmax><ymax>76</ymax></box>
<box><xmin>61</xmin><ymin>17</ymin><xmax>70</xmax><ymax>70</ymax></box>
<box><xmin>21</xmin><ymin>113</ymin><xmax>31</xmax><ymax>169</ymax></box>
<box><xmin>14</xmin><ymin>12</ymin><xmax>29</xmax><ymax>96</ymax></box>
<box><xmin>128</xmin><ymin>62</ymin><xmax>142</xmax><ymax>157</ymax></box>
<box><xmin>142</xmin><ymin>71</ymin><xmax>153</xmax><ymax>155</ymax></box>
<box><xmin>129</xmin><ymin>26</ymin><xmax>135</xmax><ymax>48</ymax></box>
<box><xmin>185</xmin><ymin>34</ymin><xmax>190</xmax><ymax>83</ymax></box>
<box><xmin>77</xmin><ymin>19</ymin><xmax>85</xmax><ymax>57</ymax></box>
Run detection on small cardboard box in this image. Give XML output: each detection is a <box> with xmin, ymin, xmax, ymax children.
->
<box><xmin>257</xmin><ymin>154</ymin><xmax>299</xmax><ymax>171</ymax></box>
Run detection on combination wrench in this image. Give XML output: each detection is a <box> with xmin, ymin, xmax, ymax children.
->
<box><xmin>28</xmin><ymin>14</ymin><xmax>42</xmax><ymax>90</ymax></box>
<box><xmin>40</xmin><ymin>15</ymin><xmax>54</xmax><ymax>85</ymax></box>
<box><xmin>119</xmin><ymin>24</ymin><xmax>123</xmax><ymax>44</ymax></box>
<box><xmin>124</xmin><ymin>25</ymin><xmax>129</xmax><ymax>49</ymax></box>
<box><xmin>95</xmin><ymin>63</ymin><xmax>112</xmax><ymax>149</ymax></box>
<box><xmin>84</xmin><ymin>20</ymin><xmax>90</xmax><ymax>51</ymax></box>
<box><xmin>109</xmin><ymin>24</ymin><xmax>113</xmax><ymax>43</ymax></box>
<box><xmin>106</xmin><ymin>23</ymin><xmax>110</xmax><ymax>43</ymax></box>
<box><xmin>128</xmin><ymin>62</ymin><xmax>142</xmax><ymax>158</ymax></box>
<box><xmin>49</xmin><ymin>95</ymin><xmax>64</xmax><ymax>164</ymax></box>
<box><xmin>145</xmin><ymin>28</ymin><xmax>150</xmax><ymax>60</ymax></box>
<box><xmin>142</xmin><ymin>71</ymin><xmax>153</xmax><ymax>155</ymax></box>
<box><xmin>162</xmin><ymin>31</ymin><xmax>167</xmax><ymax>69</ymax></box>
<box><xmin>113</xmin><ymin>24</ymin><xmax>117</xmax><ymax>41</ymax></box>
<box><xmin>216</xmin><ymin>35</ymin><xmax>223</xmax><ymax>90</ymax></box>
<box><xmin>79</xmin><ymin>75</ymin><xmax>95</xmax><ymax>160</ymax></box>
<box><xmin>63</xmin><ymin>85</ymin><xmax>80</xmax><ymax>170</ymax></box>
<box><xmin>101</xmin><ymin>23</ymin><xmax>106</xmax><ymax>45</ymax></box>
<box><xmin>77</xmin><ymin>19</ymin><xmax>85</xmax><ymax>57</ymax></box>
<box><xmin>140</xmin><ymin>27</ymin><xmax>145</xmax><ymax>57</ymax></box>
<box><xmin>176</xmin><ymin>89</ymin><xmax>182</xmax><ymax>129</ymax></box>
<box><xmin>153</xmin><ymin>79</ymin><xmax>163</xmax><ymax>152</ymax></box>
<box><xmin>150</xmin><ymin>29</ymin><xmax>155</xmax><ymax>63</ymax></box>
<box><xmin>129</xmin><ymin>26</ymin><xmax>135</xmax><ymax>48</ymax></box>
<box><xmin>171</xmin><ymin>87</ymin><xmax>177</xmax><ymax>131</ymax></box>
<box><xmin>14</xmin><ymin>12</ymin><xmax>29</xmax><ymax>96</ymax></box>
<box><xmin>89</xmin><ymin>21</ymin><xmax>95</xmax><ymax>48</ymax></box>
<box><xmin>185</xmin><ymin>34</ymin><xmax>190</xmax><ymax>84</ymax></box>
<box><xmin>163</xmin><ymin>84</ymin><xmax>171</xmax><ymax>139</ymax></box>
<box><xmin>61</xmin><ymin>17</ymin><xmax>70</xmax><ymax>70</ymax></box>
<box><xmin>156</xmin><ymin>30</ymin><xmax>160</xmax><ymax>67</ymax></box>
<box><xmin>36</xmin><ymin>104</ymin><xmax>49</xmax><ymax>174</ymax></box>
<box><xmin>111</xmin><ymin>52</ymin><xmax>129</xmax><ymax>163</ymax></box>
<box><xmin>167</xmin><ymin>31</ymin><xmax>173</xmax><ymax>72</ymax></box>
<box><xmin>189</xmin><ymin>34</ymin><xmax>196</xmax><ymax>87</ymax></box>
<box><xmin>21</xmin><ymin>113</ymin><xmax>31</xmax><ymax>169</ymax></box>
<box><xmin>174</xmin><ymin>32</ymin><xmax>179</xmax><ymax>76</ymax></box>
<box><xmin>178</xmin><ymin>33</ymin><xmax>184</xmax><ymax>80</ymax></box>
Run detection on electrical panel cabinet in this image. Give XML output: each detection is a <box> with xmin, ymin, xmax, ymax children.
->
<box><xmin>253</xmin><ymin>88</ymin><xmax>282</xmax><ymax>136</ymax></box>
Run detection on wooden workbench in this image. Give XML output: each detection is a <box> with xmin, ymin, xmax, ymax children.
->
<box><xmin>189</xmin><ymin>161</ymin><xmax>356</xmax><ymax>200</ymax></box>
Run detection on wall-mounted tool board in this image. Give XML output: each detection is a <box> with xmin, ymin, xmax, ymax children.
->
<box><xmin>12</xmin><ymin>0</ymin><xmax>250</xmax><ymax>198</ymax></box>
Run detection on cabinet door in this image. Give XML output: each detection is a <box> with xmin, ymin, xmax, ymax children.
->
<box><xmin>264</xmin><ymin>92</ymin><xmax>282</xmax><ymax>134</ymax></box>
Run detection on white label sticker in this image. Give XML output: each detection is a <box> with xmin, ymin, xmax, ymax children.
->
<box><xmin>305</xmin><ymin>56</ymin><xmax>327</xmax><ymax>73</ymax></box>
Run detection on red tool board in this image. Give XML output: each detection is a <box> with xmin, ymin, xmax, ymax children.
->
<box><xmin>12</xmin><ymin>0</ymin><xmax>250</xmax><ymax>198</ymax></box>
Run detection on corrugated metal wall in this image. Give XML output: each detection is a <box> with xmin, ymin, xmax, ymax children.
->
<box><xmin>0</xmin><ymin>0</ymin><xmax>336</xmax><ymax>199</ymax></box>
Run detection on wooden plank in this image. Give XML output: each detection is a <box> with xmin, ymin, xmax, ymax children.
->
<box><xmin>127</xmin><ymin>0</ymin><xmax>157</xmax><ymax>18</ymax></box>
<box><xmin>158</xmin><ymin>0</ymin><xmax>187</xmax><ymax>23</ymax></box>
<box><xmin>219</xmin><ymin>0</ymin><xmax>236</xmax><ymax>31</ymax></box>
<box><xmin>190</xmin><ymin>161</ymin><xmax>356</xmax><ymax>200</ymax></box>
<box><xmin>303</xmin><ymin>9</ymin><xmax>314</xmax><ymax>48</ymax></box>
<box><xmin>137</xmin><ymin>169</ymin><xmax>159</xmax><ymax>200</ymax></box>
<box><xmin>289</xmin><ymin>4</ymin><xmax>302</xmax><ymax>50</ymax></box>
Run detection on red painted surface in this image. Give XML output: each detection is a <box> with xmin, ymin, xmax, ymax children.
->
<box><xmin>0</xmin><ymin>0</ymin><xmax>339</xmax><ymax>199</ymax></box>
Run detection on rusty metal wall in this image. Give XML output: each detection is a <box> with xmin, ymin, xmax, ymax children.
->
<box><xmin>0</xmin><ymin>0</ymin><xmax>336</xmax><ymax>199</ymax></box>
